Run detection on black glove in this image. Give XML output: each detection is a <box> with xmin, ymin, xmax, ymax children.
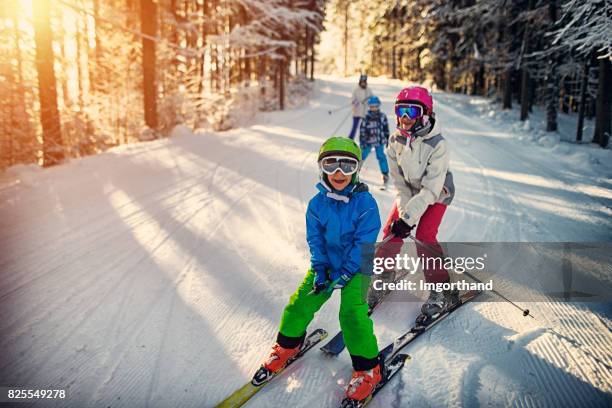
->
<box><xmin>390</xmin><ymin>218</ymin><xmax>413</xmax><ymax>239</ymax></box>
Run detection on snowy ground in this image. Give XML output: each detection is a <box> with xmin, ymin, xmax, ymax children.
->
<box><xmin>0</xmin><ymin>76</ymin><xmax>610</xmax><ymax>407</ymax></box>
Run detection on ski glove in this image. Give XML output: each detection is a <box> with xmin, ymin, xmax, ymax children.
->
<box><xmin>326</xmin><ymin>270</ymin><xmax>353</xmax><ymax>292</ymax></box>
<box><xmin>312</xmin><ymin>269</ymin><xmax>329</xmax><ymax>294</ymax></box>
<box><xmin>390</xmin><ymin>218</ymin><xmax>414</xmax><ymax>239</ymax></box>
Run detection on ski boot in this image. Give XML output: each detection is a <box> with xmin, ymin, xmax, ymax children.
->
<box><xmin>344</xmin><ymin>363</ymin><xmax>383</xmax><ymax>404</ymax></box>
<box><xmin>415</xmin><ymin>289</ymin><xmax>460</xmax><ymax>327</ymax></box>
<box><xmin>252</xmin><ymin>343</ymin><xmax>301</xmax><ymax>385</ymax></box>
<box><xmin>381</xmin><ymin>173</ymin><xmax>390</xmax><ymax>190</ymax></box>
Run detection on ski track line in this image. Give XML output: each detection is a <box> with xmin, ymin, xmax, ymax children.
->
<box><xmin>2</xmin><ymin>153</ymin><xmax>220</xmax><ymax>356</ymax></box>
<box><xmin>448</xmin><ymin>136</ymin><xmax>509</xmax><ymax>241</ymax></box>
<box><xmin>437</xmin><ymin>100</ymin><xmax>549</xmax><ymax>240</ymax></box>
<box><xmin>0</xmin><ymin>141</ymin><xmax>235</xmax><ymax>321</ymax></box>
<box><xmin>0</xmin><ymin>150</ymin><xmax>179</xmax><ymax>240</ymax></box>
<box><xmin>142</xmin><ymin>270</ymin><xmax>186</xmax><ymax>408</ymax></box>
<box><xmin>1</xmin><ymin>191</ymin><xmax>217</xmax><ymax>384</ymax></box>
<box><xmin>436</xmin><ymin>101</ymin><xmax>523</xmax><ymax>241</ymax></box>
<box><xmin>0</xmin><ymin>186</ymin><xmax>214</xmax><ymax>308</ymax></box>
<box><xmin>0</xmin><ymin>166</ymin><xmax>211</xmax><ymax>284</ymax></box>
<box><xmin>85</xmin><ymin>158</ymin><xmax>241</xmax><ymax>404</ymax></box>
<box><xmin>437</xmin><ymin>95</ymin><xmax>611</xmax><ymax>234</ymax></box>
<box><xmin>0</xmin><ymin>154</ymin><xmax>217</xmax><ymax>274</ymax></box>
<box><xmin>0</xmin><ymin>189</ymin><xmax>215</xmax><ymax>344</ymax></box>
<box><xmin>0</xmin><ymin>141</ymin><xmax>185</xmax><ymax>225</ymax></box>
<box><xmin>439</xmin><ymin>97</ymin><xmax>611</xmax><ymax>398</ymax></box>
<box><xmin>545</xmin><ymin>302</ymin><xmax>612</xmax><ymax>383</ymax></box>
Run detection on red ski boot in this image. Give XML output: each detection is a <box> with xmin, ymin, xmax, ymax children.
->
<box><xmin>346</xmin><ymin>364</ymin><xmax>383</xmax><ymax>401</ymax></box>
<box><xmin>252</xmin><ymin>343</ymin><xmax>301</xmax><ymax>386</ymax></box>
<box><xmin>263</xmin><ymin>343</ymin><xmax>301</xmax><ymax>372</ymax></box>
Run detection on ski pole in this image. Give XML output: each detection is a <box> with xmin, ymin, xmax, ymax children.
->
<box><xmin>407</xmin><ymin>235</ymin><xmax>534</xmax><ymax>319</ymax></box>
<box><xmin>327</xmin><ymin>96</ymin><xmax>370</xmax><ymax>115</ymax></box>
<box><xmin>329</xmin><ymin>110</ymin><xmax>352</xmax><ymax>137</ymax></box>
<box><xmin>328</xmin><ymin>103</ymin><xmax>351</xmax><ymax>115</ymax></box>
<box><xmin>375</xmin><ymin>234</ymin><xmax>395</xmax><ymax>248</ymax></box>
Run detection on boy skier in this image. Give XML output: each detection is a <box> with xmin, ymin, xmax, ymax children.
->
<box><xmin>359</xmin><ymin>95</ymin><xmax>390</xmax><ymax>188</ymax></box>
<box><xmin>256</xmin><ymin>137</ymin><xmax>383</xmax><ymax>402</ymax></box>
<box><xmin>348</xmin><ymin>75</ymin><xmax>373</xmax><ymax>140</ymax></box>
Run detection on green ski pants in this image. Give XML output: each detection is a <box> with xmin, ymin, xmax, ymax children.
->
<box><xmin>278</xmin><ymin>269</ymin><xmax>378</xmax><ymax>361</ymax></box>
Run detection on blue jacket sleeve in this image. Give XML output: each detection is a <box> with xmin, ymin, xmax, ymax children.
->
<box><xmin>342</xmin><ymin>194</ymin><xmax>381</xmax><ymax>276</ymax></box>
<box><xmin>306</xmin><ymin>198</ymin><xmax>330</xmax><ymax>272</ymax></box>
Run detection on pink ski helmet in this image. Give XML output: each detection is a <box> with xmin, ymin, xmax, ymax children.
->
<box><xmin>395</xmin><ymin>86</ymin><xmax>433</xmax><ymax>115</ymax></box>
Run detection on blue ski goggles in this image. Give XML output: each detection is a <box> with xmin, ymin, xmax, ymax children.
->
<box><xmin>395</xmin><ymin>104</ymin><xmax>423</xmax><ymax>119</ymax></box>
<box><xmin>319</xmin><ymin>156</ymin><xmax>360</xmax><ymax>176</ymax></box>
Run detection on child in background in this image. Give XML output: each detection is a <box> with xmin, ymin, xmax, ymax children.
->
<box><xmin>255</xmin><ymin>137</ymin><xmax>382</xmax><ymax>402</ymax></box>
<box><xmin>359</xmin><ymin>95</ymin><xmax>390</xmax><ymax>188</ymax></box>
<box><xmin>348</xmin><ymin>74</ymin><xmax>373</xmax><ymax>140</ymax></box>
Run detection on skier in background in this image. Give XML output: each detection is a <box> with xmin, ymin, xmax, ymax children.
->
<box><xmin>359</xmin><ymin>95</ymin><xmax>390</xmax><ymax>188</ymax></box>
<box><xmin>348</xmin><ymin>74</ymin><xmax>373</xmax><ymax>140</ymax></box>
<box><xmin>382</xmin><ymin>86</ymin><xmax>457</xmax><ymax>325</ymax></box>
<box><xmin>255</xmin><ymin>137</ymin><xmax>383</xmax><ymax>401</ymax></box>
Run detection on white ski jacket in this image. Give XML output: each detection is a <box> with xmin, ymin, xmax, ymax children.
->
<box><xmin>351</xmin><ymin>86</ymin><xmax>373</xmax><ymax>118</ymax></box>
<box><xmin>386</xmin><ymin>128</ymin><xmax>455</xmax><ymax>226</ymax></box>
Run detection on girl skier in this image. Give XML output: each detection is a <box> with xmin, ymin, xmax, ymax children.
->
<box><xmin>348</xmin><ymin>75</ymin><xmax>373</xmax><ymax>140</ymax></box>
<box><xmin>257</xmin><ymin>137</ymin><xmax>382</xmax><ymax>401</ymax></box>
<box><xmin>359</xmin><ymin>95</ymin><xmax>390</xmax><ymax>187</ymax></box>
<box><xmin>383</xmin><ymin>86</ymin><xmax>457</xmax><ymax>325</ymax></box>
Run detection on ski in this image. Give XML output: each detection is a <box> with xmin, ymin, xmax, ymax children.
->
<box><xmin>380</xmin><ymin>290</ymin><xmax>481</xmax><ymax>361</ymax></box>
<box><xmin>339</xmin><ymin>353</ymin><xmax>410</xmax><ymax>408</ymax></box>
<box><xmin>215</xmin><ymin>328</ymin><xmax>328</xmax><ymax>408</ymax></box>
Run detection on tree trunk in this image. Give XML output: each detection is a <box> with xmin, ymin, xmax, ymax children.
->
<box><xmin>33</xmin><ymin>0</ymin><xmax>64</xmax><ymax>166</ymax></box>
<box><xmin>519</xmin><ymin>69</ymin><xmax>530</xmax><ymax>121</ymax></box>
<box><xmin>545</xmin><ymin>61</ymin><xmax>558</xmax><ymax>132</ymax></box>
<box><xmin>472</xmin><ymin>64</ymin><xmax>484</xmax><ymax>96</ymax></box>
<box><xmin>140</xmin><ymin>0</ymin><xmax>158</xmax><ymax>129</ymax></box>
<box><xmin>278</xmin><ymin>59</ymin><xmax>285</xmax><ymax>110</ymax></box>
<box><xmin>502</xmin><ymin>69</ymin><xmax>512</xmax><ymax>109</ymax></box>
<box><xmin>303</xmin><ymin>28</ymin><xmax>309</xmax><ymax>76</ymax></box>
<box><xmin>309</xmin><ymin>36</ymin><xmax>315</xmax><ymax>81</ymax></box>
<box><xmin>576</xmin><ymin>59</ymin><xmax>589</xmax><ymax>142</ymax></box>
<box><xmin>343</xmin><ymin>3</ymin><xmax>348</xmax><ymax>77</ymax></box>
<box><xmin>593</xmin><ymin>57</ymin><xmax>611</xmax><ymax>147</ymax></box>
<box><xmin>92</xmin><ymin>0</ymin><xmax>102</xmax><ymax>93</ymax></box>
<box><xmin>76</xmin><ymin>14</ymin><xmax>85</xmax><ymax>112</ymax></box>
<box><xmin>545</xmin><ymin>0</ymin><xmax>558</xmax><ymax>132</ymax></box>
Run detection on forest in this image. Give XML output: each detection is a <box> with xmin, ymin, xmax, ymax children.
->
<box><xmin>0</xmin><ymin>0</ymin><xmax>610</xmax><ymax>169</ymax></box>
<box><xmin>321</xmin><ymin>0</ymin><xmax>611</xmax><ymax>148</ymax></box>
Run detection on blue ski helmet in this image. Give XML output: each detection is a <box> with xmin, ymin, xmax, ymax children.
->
<box><xmin>367</xmin><ymin>96</ymin><xmax>381</xmax><ymax>107</ymax></box>
<box><xmin>359</xmin><ymin>74</ymin><xmax>367</xmax><ymax>84</ymax></box>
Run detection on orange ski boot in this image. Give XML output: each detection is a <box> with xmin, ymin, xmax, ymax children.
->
<box><xmin>263</xmin><ymin>343</ymin><xmax>301</xmax><ymax>372</ymax></box>
<box><xmin>345</xmin><ymin>364</ymin><xmax>383</xmax><ymax>401</ymax></box>
<box><xmin>252</xmin><ymin>343</ymin><xmax>301</xmax><ymax>385</ymax></box>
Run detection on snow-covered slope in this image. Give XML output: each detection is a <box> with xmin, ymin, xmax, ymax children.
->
<box><xmin>0</xmin><ymin>77</ymin><xmax>610</xmax><ymax>407</ymax></box>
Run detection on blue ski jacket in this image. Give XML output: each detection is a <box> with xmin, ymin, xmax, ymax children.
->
<box><xmin>306</xmin><ymin>182</ymin><xmax>381</xmax><ymax>279</ymax></box>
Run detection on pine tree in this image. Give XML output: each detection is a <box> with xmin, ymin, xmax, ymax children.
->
<box><xmin>33</xmin><ymin>0</ymin><xmax>64</xmax><ymax>166</ymax></box>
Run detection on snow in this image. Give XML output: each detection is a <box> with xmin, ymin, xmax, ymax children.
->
<box><xmin>0</xmin><ymin>76</ymin><xmax>610</xmax><ymax>407</ymax></box>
